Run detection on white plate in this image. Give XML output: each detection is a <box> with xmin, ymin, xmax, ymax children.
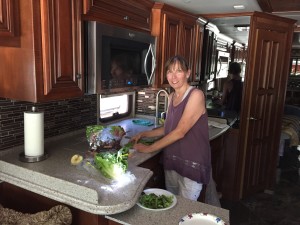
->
<box><xmin>179</xmin><ymin>213</ymin><xmax>226</xmax><ymax>225</ymax></box>
<box><xmin>137</xmin><ymin>188</ymin><xmax>177</xmax><ymax>211</ymax></box>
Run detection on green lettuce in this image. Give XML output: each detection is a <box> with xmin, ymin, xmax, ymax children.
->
<box><xmin>93</xmin><ymin>142</ymin><xmax>133</xmax><ymax>179</ymax></box>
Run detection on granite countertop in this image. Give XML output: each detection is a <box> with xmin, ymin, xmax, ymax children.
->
<box><xmin>106</xmin><ymin>195</ymin><xmax>229</xmax><ymax>225</ymax></box>
<box><xmin>0</xmin><ymin>116</ymin><xmax>231</xmax><ymax>219</ymax></box>
<box><xmin>206</xmin><ymin>98</ymin><xmax>239</xmax><ymax>126</ymax></box>
<box><xmin>0</xmin><ymin>119</ymin><xmax>158</xmax><ymax>215</ymax></box>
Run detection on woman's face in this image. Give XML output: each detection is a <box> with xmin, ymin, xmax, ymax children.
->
<box><xmin>166</xmin><ymin>61</ymin><xmax>190</xmax><ymax>89</ymax></box>
<box><xmin>110</xmin><ymin>62</ymin><xmax>124</xmax><ymax>79</ymax></box>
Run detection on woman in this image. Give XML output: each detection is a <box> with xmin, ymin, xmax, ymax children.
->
<box><xmin>220</xmin><ymin>62</ymin><xmax>243</xmax><ymax>113</ymax></box>
<box><xmin>131</xmin><ymin>55</ymin><xmax>211</xmax><ymax>201</ymax></box>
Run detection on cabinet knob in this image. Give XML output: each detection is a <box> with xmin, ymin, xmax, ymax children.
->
<box><xmin>76</xmin><ymin>74</ymin><xmax>82</xmax><ymax>79</ymax></box>
<box><xmin>123</xmin><ymin>16</ymin><xmax>129</xmax><ymax>21</ymax></box>
<box><xmin>248</xmin><ymin>116</ymin><xmax>260</xmax><ymax>121</ymax></box>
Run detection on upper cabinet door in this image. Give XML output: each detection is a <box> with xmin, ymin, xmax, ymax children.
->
<box><xmin>191</xmin><ymin>23</ymin><xmax>204</xmax><ymax>83</ymax></box>
<box><xmin>0</xmin><ymin>0</ymin><xmax>20</xmax><ymax>47</ymax></box>
<box><xmin>0</xmin><ymin>0</ymin><xmax>84</xmax><ymax>102</ymax></box>
<box><xmin>180</xmin><ymin>20</ymin><xmax>196</xmax><ymax>72</ymax></box>
<box><xmin>151</xmin><ymin>3</ymin><xmax>198</xmax><ymax>88</ymax></box>
<box><xmin>160</xmin><ymin>14</ymin><xmax>181</xmax><ymax>86</ymax></box>
<box><xmin>36</xmin><ymin>0</ymin><xmax>84</xmax><ymax>100</ymax></box>
<box><xmin>82</xmin><ymin>0</ymin><xmax>153</xmax><ymax>33</ymax></box>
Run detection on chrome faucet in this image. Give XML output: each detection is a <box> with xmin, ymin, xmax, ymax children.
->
<box><xmin>155</xmin><ymin>89</ymin><xmax>169</xmax><ymax>125</ymax></box>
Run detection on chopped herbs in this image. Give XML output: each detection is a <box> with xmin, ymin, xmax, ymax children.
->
<box><xmin>139</xmin><ymin>192</ymin><xmax>174</xmax><ymax>209</ymax></box>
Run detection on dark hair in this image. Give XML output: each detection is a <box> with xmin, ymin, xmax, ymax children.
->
<box><xmin>164</xmin><ymin>55</ymin><xmax>189</xmax><ymax>74</ymax></box>
<box><xmin>228</xmin><ymin>62</ymin><xmax>241</xmax><ymax>75</ymax></box>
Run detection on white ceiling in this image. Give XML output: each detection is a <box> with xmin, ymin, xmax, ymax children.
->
<box><xmin>154</xmin><ymin>0</ymin><xmax>262</xmax><ymax>14</ymax></box>
<box><xmin>154</xmin><ymin>0</ymin><xmax>300</xmax><ymax>45</ymax></box>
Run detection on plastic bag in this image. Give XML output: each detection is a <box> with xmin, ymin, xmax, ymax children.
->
<box><xmin>86</xmin><ymin>125</ymin><xmax>126</xmax><ymax>151</ymax></box>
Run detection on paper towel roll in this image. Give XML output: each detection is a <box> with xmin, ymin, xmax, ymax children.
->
<box><xmin>24</xmin><ymin>109</ymin><xmax>44</xmax><ymax>157</ymax></box>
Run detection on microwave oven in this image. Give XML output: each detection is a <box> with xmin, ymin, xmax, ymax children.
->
<box><xmin>86</xmin><ymin>22</ymin><xmax>156</xmax><ymax>94</ymax></box>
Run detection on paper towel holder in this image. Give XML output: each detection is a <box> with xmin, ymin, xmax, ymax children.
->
<box><xmin>20</xmin><ymin>106</ymin><xmax>49</xmax><ymax>163</ymax></box>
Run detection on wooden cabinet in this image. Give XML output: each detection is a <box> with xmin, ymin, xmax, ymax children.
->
<box><xmin>0</xmin><ymin>0</ymin><xmax>84</xmax><ymax>102</ymax></box>
<box><xmin>209</xmin><ymin>128</ymin><xmax>240</xmax><ymax>201</ymax></box>
<box><xmin>82</xmin><ymin>0</ymin><xmax>154</xmax><ymax>33</ymax></box>
<box><xmin>222</xmin><ymin>128</ymin><xmax>240</xmax><ymax>201</ymax></box>
<box><xmin>191</xmin><ymin>22</ymin><xmax>204</xmax><ymax>84</ymax></box>
<box><xmin>201</xmin><ymin>28</ymin><xmax>217</xmax><ymax>81</ymax></box>
<box><xmin>0</xmin><ymin>0</ymin><xmax>20</xmax><ymax>47</ymax></box>
<box><xmin>139</xmin><ymin>152</ymin><xmax>165</xmax><ymax>189</ymax></box>
<box><xmin>210</xmin><ymin>134</ymin><xmax>225</xmax><ymax>193</ymax></box>
<box><xmin>151</xmin><ymin>3</ymin><xmax>201</xmax><ymax>87</ymax></box>
<box><xmin>0</xmin><ymin>182</ymin><xmax>120</xmax><ymax>225</ymax></box>
<box><xmin>238</xmin><ymin>12</ymin><xmax>295</xmax><ymax>198</ymax></box>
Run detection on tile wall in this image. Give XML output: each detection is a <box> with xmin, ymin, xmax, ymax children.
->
<box><xmin>0</xmin><ymin>95</ymin><xmax>97</xmax><ymax>151</ymax></box>
<box><xmin>0</xmin><ymin>88</ymin><xmax>167</xmax><ymax>151</ymax></box>
<box><xmin>136</xmin><ymin>88</ymin><xmax>168</xmax><ymax>117</ymax></box>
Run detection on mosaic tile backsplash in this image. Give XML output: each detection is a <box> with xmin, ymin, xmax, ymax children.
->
<box><xmin>136</xmin><ymin>88</ymin><xmax>169</xmax><ymax>117</ymax></box>
<box><xmin>0</xmin><ymin>88</ymin><xmax>167</xmax><ymax>151</ymax></box>
<box><xmin>0</xmin><ymin>95</ymin><xmax>97</xmax><ymax>151</ymax></box>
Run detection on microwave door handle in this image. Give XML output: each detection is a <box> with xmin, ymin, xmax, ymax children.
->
<box><xmin>144</xmin><ymin>44</ymin><xmax>156</xmax><ymax>85</ymax></box>
<box><xmin>149</xmin><ymin>44</ymin><xmax>156</xmax><ymax>84</ymax></box>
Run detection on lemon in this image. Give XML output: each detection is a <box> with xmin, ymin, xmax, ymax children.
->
<box><xmin>70</xmin><ymin>154</ymin><xmax>83</xmax><ymax>165</ymax></box>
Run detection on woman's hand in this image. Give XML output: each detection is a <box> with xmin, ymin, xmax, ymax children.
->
<box><xmin>130</xmin><ymin>132</ymin><xmax>143</xmax><ymax>144</ymax></box>
<box><xmin>133</xmin><ymin>143</ymin><xmax>153</xmax><ymax>153</ymax></box>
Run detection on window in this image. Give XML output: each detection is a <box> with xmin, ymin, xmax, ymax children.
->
<box><xmin>99</xmin><ymin>93</ymin><xmax>134</xmax><ymax>123</ymax></box>
<box><xmin>290</xmin><ymin>57</ymin><xmax>300</xmax><ymax>76</ymax></box>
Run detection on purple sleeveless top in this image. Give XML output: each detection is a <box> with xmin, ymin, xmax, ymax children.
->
<box><xmin>163</xmin><ymin>88</ymin><xmax>211</xmax><ymax>184</ymax></box>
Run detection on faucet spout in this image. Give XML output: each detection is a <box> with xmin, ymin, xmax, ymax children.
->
<box><xmin>155</xmin><ymin>89</ymin><xmax>169</xmax><ymax>125</ymax></box>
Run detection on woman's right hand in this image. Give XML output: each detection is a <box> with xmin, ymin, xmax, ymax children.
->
<box><xmin>130</xmin><ymin>132</ymin><xmax>143</xmax><ymax>144</ymax></box>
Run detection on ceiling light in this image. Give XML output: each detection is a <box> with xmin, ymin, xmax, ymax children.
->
<box><xmin>236</xmin><ymin>27</ymin><xmax>250</xmax><ymax>32</ymax></box>
<box><xmin>234</xmin><ymin>24</ymin><xmax>250</xmax><ymax>32</ymax></box>
<box><xmin>233</xmin><ymin>5</ymin><xmax>245</xmax><ymax>10</ymax></box>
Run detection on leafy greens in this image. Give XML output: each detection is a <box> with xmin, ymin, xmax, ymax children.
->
<box><xmin>139</xmin><ymin>192</ymin><xmax>174</xmax><ymax>209</ymax></box>
<box><xmin>94</xmin><ymin>142</ymin><xmax>133</xmax><ymax>179</ymax></box>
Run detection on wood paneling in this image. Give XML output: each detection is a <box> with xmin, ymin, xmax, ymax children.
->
<box><xmin>0</xmin><ymin>182</ymin><xmax>121</xmax><ymax>225</ymax></box>
<box><xmin>82</xmin><ymin>0</ymin><xmax>153</xmax><ymax>33</ymax></box>
<box><xmin>238</xmin><ymin>12</ymin><xmax>295</xmax><ymax>198</ymax></box>
<box><xmin>0</xmin><ymin>0</ymin><xmax>20</xmax><ymax>46</ymax></box>
<box><xmin>0</xmin><ymin>0</ymin><xmax>84</xmax><ymax>102</ymax></box>
<box><xmin>257</xmin><ymin>0</ymin><xmax>300</xmax><ymax>12</ymax></box>
<box><xmin>151</xmin><ymin>2</ymin><xmax>200</xmax><ymax>87</ymax></box>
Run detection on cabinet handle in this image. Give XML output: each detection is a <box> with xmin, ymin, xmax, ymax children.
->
<box><xmin>123</xmin><ymin>16</ymin><xmax>129</xmax><ymax>21</ymax></box>
<box><xmin>248</xmin><ymin>116</ymin><xmax>260</xmax><ymax>121</ymax></box>
<box><xmin>76</xmin><ymin>74</ymin><xmax>82</xmax><ymax>79</ymax></box>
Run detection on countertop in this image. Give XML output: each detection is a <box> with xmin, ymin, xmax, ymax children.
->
<box><xmin>0</xmin><ymin>116</ymin><xmax>230</xmax><ymax>222</ymax></box>
<box><xmin>206</xmin><ymin>98</ymin><xmax>239</xmax><ymax>126</ymax></box>
<box><xmin>106</xmin><ymin>195</ymin><xmax>229</xmax><ymax>225</ymax></box>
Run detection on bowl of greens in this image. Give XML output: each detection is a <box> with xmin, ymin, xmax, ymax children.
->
<box><xmin>137</xmin><ymin>188</ymin><xmax>177</xmax><ymax>211</ymax></box>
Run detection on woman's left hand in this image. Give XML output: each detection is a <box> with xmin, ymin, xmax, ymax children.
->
<box><xmin>133</xmin><ymin>143</ymin><xmax>153</xmax><ymax>153</ymax></box>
